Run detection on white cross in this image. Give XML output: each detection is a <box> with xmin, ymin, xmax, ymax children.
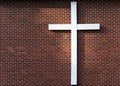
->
<box><xmin>48</xmin><ymin>1</ymin><xmax>100</xmax><ymax>85</ymax></box>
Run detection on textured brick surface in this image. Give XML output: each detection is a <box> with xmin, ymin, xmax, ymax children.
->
<box><xmin>78</xmin><ymin>0</ymin><xmax>120</xmax><ymax>86</ymax></box>
<box><xmin>0</xmin><ymin>1</ymin><xmax>71</xmax><ymax>86</ymax></box>
<box><xmin>0</xmin><ymin>0</ymin><xmax>119</xmax><ymax>86</ymax></box>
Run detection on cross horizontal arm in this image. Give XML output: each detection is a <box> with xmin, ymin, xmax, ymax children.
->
<box><xmin>77</xmin><ymin>24</ymin><xmax>100</xmax><ymax>30</ymax></box>
<box><xmin>49</xmin><ymin>24</ymin><xmax>71</xmax><ymax>30</ymax></box>
<box><xmin>49</xmin><ymin>24</ymin><xmax>100</xmax><ymax>30</ymax></box>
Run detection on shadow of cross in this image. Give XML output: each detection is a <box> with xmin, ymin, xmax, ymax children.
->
<box><xmin>48</xmin><ymin>1</ymin><xmax>100</xmax><ymax>85</ymax></box>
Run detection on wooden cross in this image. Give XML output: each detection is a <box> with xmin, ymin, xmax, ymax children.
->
<box><xmin>48</xmin><ymin>1</ymin><xmax>100</xmax><ymax>85</ymax></box>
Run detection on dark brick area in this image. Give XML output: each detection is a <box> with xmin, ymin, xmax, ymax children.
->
<box><xmin>0</xmin><ymin>0</ymin><xmax>119</xmax><ymax>86</ymax></box>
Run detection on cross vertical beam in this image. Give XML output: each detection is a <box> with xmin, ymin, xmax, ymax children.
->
<box><xmin>71</xmin><ymin>2</ymin><xmax>77</xmax><ymax>85</ymax></box>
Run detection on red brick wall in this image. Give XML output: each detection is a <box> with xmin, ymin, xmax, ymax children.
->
<box><xmin>78</xmin><ymin>0</ymin><xmax>120</xmax><ymax>85</ymax></box>
<box><xmin>0</xmin><ymin>0</ymin><xmax>119</xmax><ymax>86</ymax></box>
